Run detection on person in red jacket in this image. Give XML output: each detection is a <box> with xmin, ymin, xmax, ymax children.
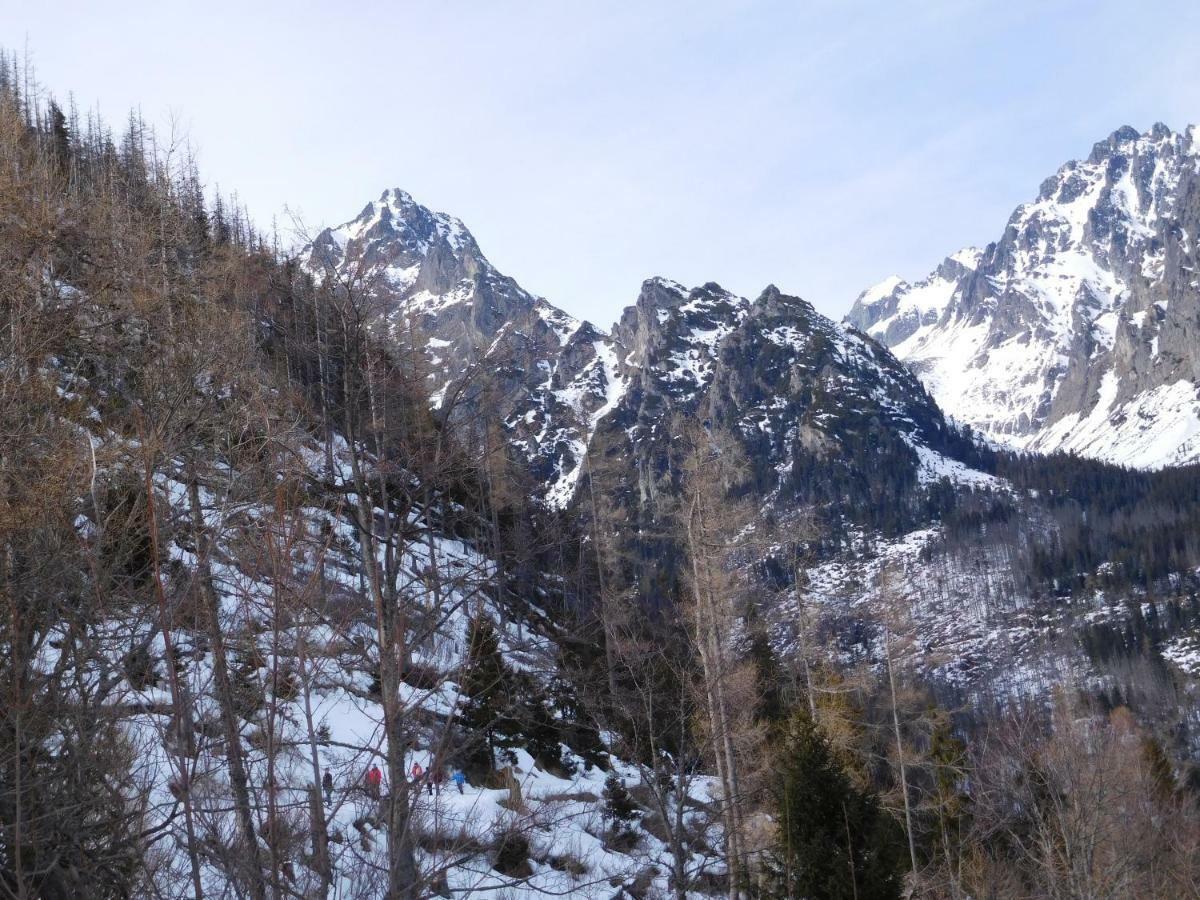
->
<box><xmin>366</xmin><ymin>765</ymin><xmax>382</xmax><ymax>799</ymax></box>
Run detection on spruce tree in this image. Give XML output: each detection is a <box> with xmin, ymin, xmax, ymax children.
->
<box><xmin>603</xmin><ymin>771</ymin><xmax>639</xmax><ymax>826</ymax></box>
<box><xmin>513</xmin><ymin>670</ymin><xmax>564</xmax><ymax>771</ymax></box>
<box><xmin>47</xmin><ymin>99</ymin><xmax>70</xmax><ymax>170</ymax></box>
<box><xmin>766</xmin><ymin>711</ymin><xmax>903</xmax><ymax>900</ymax></box>
<box><xmin>746</xmin><ymin>623</ymin><xmax>786</xmax><ymax>726</ymax></box>
<box><xmin>459</xmin><ymin>615</ymin><xmax>517</xmax><ymax>774</ymax></box>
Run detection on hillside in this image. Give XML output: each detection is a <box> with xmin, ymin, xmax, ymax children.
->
<box><xmin>0</xmin><ymin>76</ymin><xmax>733</xmax><ymax>898</ymax></box>
<box><xmin>304</xmin><ymin>182</ymin><xmax>1200</xmax><ymax>717</ymax></box>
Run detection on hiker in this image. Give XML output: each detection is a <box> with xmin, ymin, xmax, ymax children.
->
<box><xmin>452</xmin><ymin>769</ymin><xmax>466</xmax><ymax>794</ymax></box>
<box><xmin>410</xmin><ymin>761</ymin><xmax>424</xmax><ymax>786</ymax></box>
<box><xmin>431</xmin><ymin>766</ymin><xmax>446</xmax><ymax>796</ymax></box>
<box><xmin>322</xmin><ymin>770</ymin><xmax>333</xmax><ymax>805</ymax></box>
<box><xmin>366</xmin><ymin>765</ymin><xmax>382</xmax><ymax>799</ymax></box>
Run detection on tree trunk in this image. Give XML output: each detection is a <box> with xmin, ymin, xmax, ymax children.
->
<box><xmin>187</xmin><ymin>474</ymin><xmax>266</xmax><ymax>900</ymax></box>
<box><xmin>347</xmin><ymin>434</ymin><xmax>419</xmax><ymax>899</ymax></box>
<box><xmin>687</xmin><ymin>493</ymin><xmax>745</xmax><ymax>898</ymax></box>
<box><xmin>143</xmin><ymin>459</ymin><xmax>205</xmax><ymax>900</ymax></box>
<box><xmin>297</xmin><ymin>632</ymin><xmax>332</xmax><ymax>896</ymax></box>
<box><xmin>886</xmin><ymin>628</ymin><xmax>919</xmax><ymax>880</ymax></box>
<box><xmin>584</xmin><ymin>438</ymin><xmax>620</xmax><ymax>703</ymax></box>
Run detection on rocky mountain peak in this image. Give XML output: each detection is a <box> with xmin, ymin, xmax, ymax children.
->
<box><xmin>847</xmin><ymin>122</ymin><xmax>1200</xmax><ymax>469</ymax></box>
<box><xmin>301</xmin><ymin>190</ymin><xmax>990</xmax><ymax>517</ymax></box>
<box><xmin>610</xmin><ymin>279</ymin><xmax>749</xmax><ymax>401</ymax></box>
<box><xmin>1086</xmin><ymin>124</ymin><xmax>1143</xmax><ymax>164</ymax></box>
<box><xmin>305</xmin><ymin>186</ymin><xmax>485</xmax><ymax>298</ymax></box>
<box><xmin>845</xmin><ymin>247</ymin><xmax>983</xmax><ymax>347</ymax></box>
<box><xmin>753</xmin><ymin>283</ymin><xmax>810</xmax><ymax>315</ymax></box>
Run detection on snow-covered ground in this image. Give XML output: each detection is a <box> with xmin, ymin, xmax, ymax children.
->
<box><xmin>56</xmin><ymin>422</ymin><xmax>725</xmax><ymax>897</ymax></box>
<box><xmin>1026</xmin><ymin>377</ymin><xmax>1200</xmax><ymax>469</ymax></box>
<box><xmin>768</xmin><ymin>506</ymin><xmax>1200</xmax><ymax>706</ymax></box>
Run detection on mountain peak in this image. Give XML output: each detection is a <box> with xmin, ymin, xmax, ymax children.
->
<box><xmin>752</xmin><ymin>284</ymin><xmax>818</xmax><ymax>319</ymax></box>
<box><xmin>1089</xmin><ymin>124</ymin><xmax>1141</xmax><ymax>159</ymax></box>
<box><xmin>304</xmin><ymin>186</ymin><xmax>485</xmax><ymax>295</ymax></box>
<box><xmin>639</xmin><ymin>275</ymin><xmax>689</xmax><ymax>297</ymax></box>
<box><xmin>756</xmin><ymin>283</ymin><xmax>784</xmax><ymax>304</ymax></box>
<box><xmin>855</xmin><ymin>275</ymin><xmax>907</xmax><ymax>308</ymax></box>
<box><xmin>379</xmin><ymin>186</ymin><xmax>415</xmax><ymax>204</ymax></box>
<box><xmin>1085</xmin><ymin>122</ymin><xmax>1190</xmax><ymax>164</ymax></box>
<box><xmin>847</xmin><ymin>120</ymin><xmax>1200</xmax><ymax>469</ymax></box>
<box><xmin>627</xmin><ymin>278</ymin><xmax>741</xmax><ymax>322</ymax></box>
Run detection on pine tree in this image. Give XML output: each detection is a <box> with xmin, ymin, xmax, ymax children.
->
<box><xmin>601</xmin><ymin>770</ymin><xmax>641</xmax><ymax>853</ymax></box>
<box><xmin>928</xmin><ymin>711</ymin><xmax>970</xmax><ymax>894</ymax></box>
<box><xmin>512</xmin><ymin>670</ymin><xmax>564</xmax><ymax>771</ymax></box>
<box><xmin>746</xmin><ymin>621</ymin><xmax>786</xmax><ymax>726</ymax></box>
<box><xmin>46</xmin><ymin>99</ymin><xmax>70</xmax><ymax>171</ymax></box>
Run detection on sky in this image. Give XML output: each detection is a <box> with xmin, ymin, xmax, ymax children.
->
<box><xmin>5</xmin><ymin>0</ymin><xmax>1200</xmax><ymax>325</ymax></box>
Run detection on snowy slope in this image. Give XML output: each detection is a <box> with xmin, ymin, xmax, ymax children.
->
<box><xmin>63</xmin><ymin>422</ymin><xmax>725</xmax><ymax>897</ymax></box>
<box><xmin>847</xmin><ymin>123</ymin><xmax>1200</xmax><ymax>469</ymax></box>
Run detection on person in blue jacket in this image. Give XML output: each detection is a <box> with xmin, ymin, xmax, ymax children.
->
<box><xmin>452</xmin><ymin>769</ymin><xmax>466</xmax><ymax>794</ymax></box>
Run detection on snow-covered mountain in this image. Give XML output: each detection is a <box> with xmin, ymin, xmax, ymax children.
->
<box><xmin>304</xmin><ymin>191</ymin><xmax>976</xmax><ymax>517</ymax></box>
<box><xmin>591</xmin><ymin>277</ymin><xmax>974</xmax><ymax>530</ymax></box>
<box><xmin>847</xmin><ymin>123</ymin><xmax>1200</xmax><ymax>468</ymax></box>
<box><xmin>303</xmin><ymin>187</ymin><xmax>590</xmax><ymax>405</ymax></box>
<box><xmin>299</xmin><ymin>184</ymin><xmax>1200</xmax><ymax>710</ymax></box>
<box><xmin>303</xmin><ymin>189</ymin><xmax>619</xmax><ymax>503</ymax></box>
<box><xmin>19</xmin><ymin>48</ymin><xmax>1200</xmax><ymax>896</ymax></box>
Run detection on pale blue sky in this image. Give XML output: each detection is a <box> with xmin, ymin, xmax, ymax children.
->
<box><xmin>6</xmin><ymin>0</ymin><xmax>1200</xmax><ymax>324</ymax></box>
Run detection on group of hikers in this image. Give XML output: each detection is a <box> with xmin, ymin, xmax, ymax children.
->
<box><xmin>321</xmin><ymin>761</ymin><xmax>467</xmax><ymax>804</ymax></box>
<box><xmin>405</xmin><ymin>761</ymin><xmax>467</xmax><ymax>796</ymax></box>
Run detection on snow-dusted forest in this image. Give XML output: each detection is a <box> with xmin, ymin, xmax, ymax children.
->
<box><xmin>4</xmin><ymin>43</ymin><xmax>1200</xmax><ymax>900</ymax></box>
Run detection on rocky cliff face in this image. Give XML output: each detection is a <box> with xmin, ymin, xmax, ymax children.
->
<box><xmin>304</xmin><ymin>191</ymin><xmax>975</xmax><ymax>519</ymax></box>
<box><xmin>303</xmin><ymin>188</ymin><xmax>617</xmax><ymax>502</ymax></box>
<box><xmin>592</xmin><ymin>279</ymin><xmax>968</xmax><ymax>527</ymax></box>
<box><xmin>847</xmin><ymin>124</ymin><xmax>1200</xmax><ymax>468</ymax></box>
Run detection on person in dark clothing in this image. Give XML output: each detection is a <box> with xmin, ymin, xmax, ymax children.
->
<box><xmin>322</xmin><ymin>770</ymin><xmax>333</xmax><ymax>806</ymax></box>
<box><xmin>431</xmin><ymin>767</ymin><xmax>446</xmax><ymax>796</ymax></box>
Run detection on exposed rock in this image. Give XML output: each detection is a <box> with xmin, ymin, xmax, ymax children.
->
<box><xmin>847</xmin><ymin>124</ymin><xmax>1200</xmax><ymax>468</ymax></box>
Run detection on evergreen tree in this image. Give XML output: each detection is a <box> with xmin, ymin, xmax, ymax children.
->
<box><xmin>603</xmin><ymin>772</ymin><xmax>639</xmax><ymax>826</ymax></box>
<box><xmin>46</xmin><ymin>99</ymin><xmax>70</xmax><ymax>170</ymax></box>
<box><xmin>746</xmin><ymin>622</ymin><xmax>786</xmax><ymax>726</ymax></box>
<box><xmin>459</xmin><ymin>615</ymin><xmax>517</xmax><ymax>774</ymax></box>
<box><xmin>459</xmin><ymin>617</ymin><xmax>567</xmax><ymax>773</ymax></box>
<box><xmin>766</xmin><ymin>711</ymin><xmax>903</xmax><ymax>900</ymax></box>
<box><xmin>927</xmin><ymin>711</ymin><xmax>970</xmax><ymax>888</ymax></box>
<box><xmin>512</xmin><ymin>670</ymin><xmax>564</xmax><ymax>771</ymax></box>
